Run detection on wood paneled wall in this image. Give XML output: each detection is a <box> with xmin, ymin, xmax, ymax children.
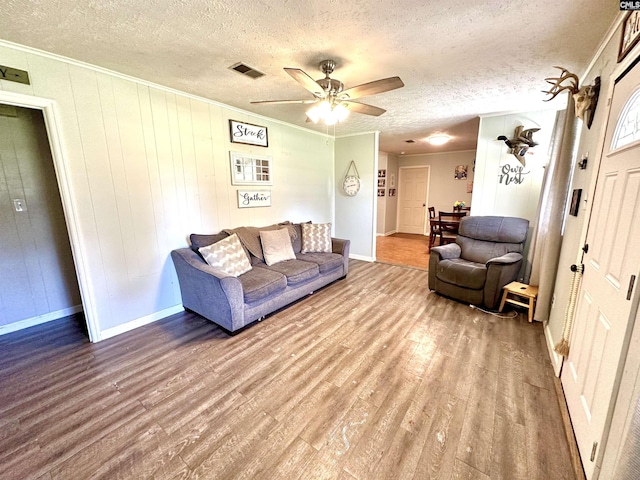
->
<box><xmin>0</xmin><ymin>41</ymin><xmax>334</xmax><ymax>336</ymax></box>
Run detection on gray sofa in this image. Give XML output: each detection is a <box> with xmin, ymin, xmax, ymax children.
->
<box><xmin>171</xmin><ymin>222</ymin><xmax>350</xmax><ymax>333</ymax></box>
<box><xmin>429</xmin><ymin>216</ymin><xmax>529</xmax><ymax>309</ymax></box>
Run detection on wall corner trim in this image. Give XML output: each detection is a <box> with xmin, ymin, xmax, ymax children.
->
<box><xmin>545</xmin><ymin>321</ymin><xmax>564</xmax><ymax>377</ymax></box>
<box><xmin>349</xmin><ymin>254</ymin><xmax>375</xmax><ymax>262</ymax></box>
<box><xmin>99</xmin><ymin>305</ymin><xmax>185</xmax><ymax>341</ymax></box>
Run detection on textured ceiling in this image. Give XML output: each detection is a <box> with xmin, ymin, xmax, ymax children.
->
<box><xmin>0</xmin><ymin>0</ymin><xmax>619</xmax><ymax>154</ymax></box>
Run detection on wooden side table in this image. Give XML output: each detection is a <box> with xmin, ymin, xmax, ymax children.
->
<box><xmin>499</xmin><ymin>281</ymin><xmax>539</xmax><ymax>322</ymax></box>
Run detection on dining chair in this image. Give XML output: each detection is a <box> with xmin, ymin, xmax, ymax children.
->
<box><xmin>428</xmin><ymin>207</ymin><xmax>439</xmax><ymax>248</ymax></box>
<box><xmin>438</xmin><ymin>211</ymin><xmax>467</xmax><ymax>245</ymax></box>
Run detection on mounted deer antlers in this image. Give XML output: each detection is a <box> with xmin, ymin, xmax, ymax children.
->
<box><xmin>543</xmin><ymin>66</ymin><xmax>580</xmax><ymax>100</ymax></box>
<box><xmin>542</xmin><ymin>66</ymin><xmax>601</xmax><ymax>129</ymax></box>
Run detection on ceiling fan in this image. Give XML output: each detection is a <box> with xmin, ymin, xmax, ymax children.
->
<box><xmin>251</xmin><ymin>59</ymin><xmax>404</xmax><ymax>125</ymax></box>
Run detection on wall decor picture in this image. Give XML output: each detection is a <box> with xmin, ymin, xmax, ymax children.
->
<box><xmin>230</xmin><ymin>151</ymin><xmax>272</xmax><ymax>186</ymax></box>
<box><xmin>378</xmin><ymin>178</ymin><xmax>386</xmax><ymax>188</ymax></box>
<box><xmin>378</xmin><ymin>169</ymin><xmax>386</xmax><ymax>178</ymax></box>
<box><xmin>619</xmin><ymin>11</ymin><xmax>640</xmax><ymax>63</ymax></box>
<box><xmin>454</xmin><ymin>165</ymin><xmax>468</xmax><ymax>180</ymax></box>
<box><xmin>388</xmin><ymin>188</ymin><xmax>396</xmax><ymax>197</ymax></box>
<box><xmin>467</xmin><ymin>181</ymin><xmax>474</xmax><ymax>193</ymax></box>
<box><xmin>237</xmin><ymin>190</ymin><xmax>271</xmax><ymax>208</ymax></box>
<box><xmin>229</xmin><ymin>119</ymin><xmax>268</xmax><ymax>147</ymax></box>
<box><xmin>377</xmin><ymin>188</ymin><xmax>385</xmax><ymax>197</ymax></box>
<box><xmin>569</xmin><ymin>188</ymin><xmax>582</xmax><ymax>216</ymax></box>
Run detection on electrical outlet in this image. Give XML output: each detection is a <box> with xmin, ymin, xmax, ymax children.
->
<box><xmin>13</xmin><ymin>199</ymin><xmax>27</xmax><ymax>212</ymax></box>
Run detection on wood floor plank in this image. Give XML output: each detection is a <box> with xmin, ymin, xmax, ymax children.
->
<box><xmin>456</xmin><ymin>366</ymin><xmax>499</xmax><ymax>474</ymax></box>
<box><xmin>0</xmin><ymin>260</ymin><xmax>577</xmax><ymax>480</ymax></box>
<box><xmin>297</xmin><ymin>397</ymin><xmax>375</xmax><ymax>480</ymax></box>
<box><xmin>411</xmin><ymin>392</ymin><xmax>467</xmax><ymax>480</ymax></box>
<box><xmin>489</xmin><ymin>414</ymin><xmax>528</xmax><ymax>480</ymax></box>
<box><xmin>453</xmin><ymin>459</ymin><xmax>492</xmax><ymax>479</ymax></box>
<box><xmin>495</xmin><ymin>341</ymin><xmax>525</xmax><ymax>425</ymax></box>
<box><xmin>343</xmin><ymin>370</ymin><xmax>421</xmax><ymax>479</ymax></box>
<box><xmin>254</xmin><ymin>436</ymin><xmax>316</xmax><ymax>480</ymax></box>
<box><xmin>524</xmin><ymin>382</ymin><xmax>575</xmax><ymax>480</ymax></box>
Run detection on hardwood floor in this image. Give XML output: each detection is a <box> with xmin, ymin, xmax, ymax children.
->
<box><xmin>376</xmin><ymin>233</ymin><xmax>430</xmax><ymax>270</ymax></box>
<box><xmin>0</xmin><ymin>260</ymin><xmax>575</xmax><ymax>480</ymax></box>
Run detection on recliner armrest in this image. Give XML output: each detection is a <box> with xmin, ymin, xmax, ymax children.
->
<box><xmin>431</xmin><ymin>243</ymin><xmax>461</xmax><ymax>259</ymax></box>
<box><xmin>486</xmin><ymin>252</ymin><xmax>523</xmax><ymax>266</ymax></box>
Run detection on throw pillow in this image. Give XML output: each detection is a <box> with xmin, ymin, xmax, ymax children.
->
<box><xmin>198</xmin><ymin>233</ymin><xmax>252</xmax><ymax>277</ymax></box>
<box><xmin>301</xmin><ymin>223</ymin><xmax>332</xmax><ymax>253</ymax></box>
<box><xmin>260</xmin><ymin>228</ymin><xmax>296</xmax><ymax>266</ymax></box>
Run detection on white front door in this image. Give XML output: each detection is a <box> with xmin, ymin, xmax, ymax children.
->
<box><xmin>397</xmin><ymin>167</ymin><xmax>429</xmax><ymax>234</ymax></box>
<box><xmin>561</xmin><ymin>62</ymin><xmax>640</xmax><ymax>479</ymax></box>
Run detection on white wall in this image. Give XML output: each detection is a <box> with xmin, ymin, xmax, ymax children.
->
<box><xmin>384</xmin><ymin>153</ymin><xmax>398</xmax><ymax>234</ymax></box>
<box><xmin>334</xmin><ymin>132</ymin><xmax>378</xmax><ymax>261</ymax></box>
<box><xmin>472</xmin><ymin>110</ymin><xmax>558</xmax><ymax>222</ymax></box>
<box><xmin>398</xmin><ymin>150</ymin><xmax>475</xmax><ymax>215</ymax></box>
<box><xmin>376</xmin><ymin>151</ymin><xmax>387</xmax><ymax>235</ymax></box>
<box><xmin>0</xmin><ymin>41</ymin><xmax>334</xmax><ymax>339</ymax></box>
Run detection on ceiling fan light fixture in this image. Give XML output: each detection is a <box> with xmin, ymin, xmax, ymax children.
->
<box><xmin>426</xmin><ymin>134</ymin><xmax>452</xmax><ymax>146</ymax></box>
<box><xmin>306</xmin><ymin>101</ymin><xmax>349</xmax><ymax>125</ymax></box>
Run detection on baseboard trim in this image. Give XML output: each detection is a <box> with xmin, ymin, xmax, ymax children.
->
<box><xmin>553</xmin><ymin>377</ymin><xmax>587</xmax><ymax>480</ymax></box>
<box><xmin>349</xmin><ymin>254</ymin><xmax>375</xmax><ymax>262</ymax></box>
<box><xmin>384</xmin><ymin>230</ymin><xmax>397</xmax><ymax>236</ymax></box>
<box><xmin>0</xmin><ymin>304</ymin><xmax>83</xmax><ymax>336</ymax></box>
<box><xmin>544</xmin><ymin>321</ymin><xmax>563</xmax><ymax>377</ymax></box>
<box><xmin>99</xmin><ymin>305</ymin><xmax>185</xmax><ymax>341</ymax></box>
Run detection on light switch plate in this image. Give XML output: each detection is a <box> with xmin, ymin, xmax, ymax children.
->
<box><xmin>13</xmin><ymin>199</ymin><xmax>27</xmax><ymax>212</ymax></box>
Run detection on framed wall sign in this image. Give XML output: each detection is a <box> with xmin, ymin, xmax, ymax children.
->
<box><xmin>230</xmin><ymin>151</ymin><xmax>272</xmax><ymax>186</ymax></box>
<box><xmin>237</xmin><ymin>190</ymin><xmax>271</xmax><ymax>208</ymax></box>
<box><xmin>619</xmin><ymin>11</ymin><xmax>640</xmax><ymax>63</ymax></box>
<box><xmin>229</xmin><ymin>119</ymin><xmax>268</xmax><ymax>147</ymax></box>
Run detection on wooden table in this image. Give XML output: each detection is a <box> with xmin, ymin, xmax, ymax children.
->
<box><xmin>499</xmin><ymin>281</ymin><xmax>539</xmax><ymax>322</ymax></box>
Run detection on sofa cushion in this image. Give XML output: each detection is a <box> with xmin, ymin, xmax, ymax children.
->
<box><xmin>256</xmin><ymin>259</ymin><xmax>319</xmax><ymax>286</ymax></box>
<box><xmin>260</xmin><ymin>228</ymin><xmax>296</xmax><ymax>266</ymax></box>
<box><xmin>458</xmin><ymin>216</ymin><xmax>529</xmax><ymax>243</ymax></box>
<box><xmin>296</xmin><ymin>252</ymin><xmax>343</xmax><ymax>274</ymax></box>
<box><xmin>190</xmin><ymin>232</ymin><xmax>229</xmax><ymax>250</ymax></box>
<box><xmin>435</xmin><ymin>258</ymin><xmax>487</xmax><ymax>290</ymax></box>
<box><xmin>457</xmin><ymin>235</ymin><xmax>524</xmax><ymax>265</ymax></box>
<box><xmin>283</xmin><ymin>221</ymin><xmax>310</xmax><ymax>254</ymax></box>
<box><xmin>198</xmin><ymin>234</ymin><xmax>252</xmax><ymax>277</ymax></box>
<box><xmin>225</xmin><ymin>223</ymin><xmax>298</xmax><ymax>261</ymax></box>
<box><xmin>238</xmin><ymin>267</ymin><xmax>287</xmax><ymax>303</ymax></box>
<box><xmin>301</xmin><ymin>223</ymin><xmax>332</xmax><ymax>253</ymax></box>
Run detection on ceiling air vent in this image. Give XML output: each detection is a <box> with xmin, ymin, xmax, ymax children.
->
<box><xmin>229</xmin><ymin>62</ymin><xmax>265</xmax><ymax>79</ymax></box>
<box><xmin>405</xmin><ymin>139</ymin><xmax>416</xmax><ymax>143</ymax></box>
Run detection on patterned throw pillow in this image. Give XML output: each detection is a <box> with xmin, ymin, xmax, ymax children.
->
<box><xmin>301</xmin><ymin>223</ymin><xmax>332</xmax><ymax>253</ymax></box>
<box><xmin>198</xmin><ymin>233</ymin><xmax>252</xmax><ymax>277</ymax></box>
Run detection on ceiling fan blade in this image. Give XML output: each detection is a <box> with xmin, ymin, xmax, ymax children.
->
<box><xmin>251</xmin><ymin>99</ymin><xmax>318</xmax><ymax>105</ymax></box>
<box><xmin>284</xmin><ymin>68</ymin><xmax>325</xmax><ymax>97</ymax></box>
<box><xmin>343</xmin><ymin>101</ymin><xmax>386</xmax><ymax>117</ymax></box>
<box><xmin>341</xmin><ymin>76</ymin><xmax>404</xmax><ymax>100</ymax></box>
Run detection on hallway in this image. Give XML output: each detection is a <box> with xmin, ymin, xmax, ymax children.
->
<box><xmin>376</xmin><ymin>233</ymin><xmax>430</xmax><ymax>270</ymax></box>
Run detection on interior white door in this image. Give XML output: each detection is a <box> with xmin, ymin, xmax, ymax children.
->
<box><xmin>397</xmin><ymin>167</ymin><xmax>428</xmax><ymax>234</ymax></box>
<box><xmin>561</xmin><ymin>62</ymin><xmax>640</xmax><ymax>480</ymax></box>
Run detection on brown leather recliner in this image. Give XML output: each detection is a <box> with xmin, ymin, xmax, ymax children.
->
<box><xmin>429</xmin><ymin>216</ymin><xmax>529</xmax><ymax>309</ymax></box>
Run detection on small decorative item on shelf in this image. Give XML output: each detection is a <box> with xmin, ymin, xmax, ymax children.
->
<box><xmin>453</xmin><ymin>200</ymin><xmax>466</xmax><ymax>211</ymax></box>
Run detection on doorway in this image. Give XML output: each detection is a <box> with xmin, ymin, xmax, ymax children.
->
<box><xmin>561</xmin><ymin>58</ymin><xmax>640</xmax><ymax>479</ymax></box>
<box><xmin>0</xmin><ymin>103</ymin><xmax>85</xmax><ymax>337</ymax></box>
<box><xmin>397</xmin><ymin>166</ymin><xmax>430</xmax><ymax>235</ymax></box>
